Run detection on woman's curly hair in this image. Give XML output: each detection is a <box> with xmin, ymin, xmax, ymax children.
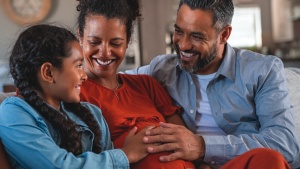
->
<box><xmin>9</xmin><ymin>24</ymin><xmax>102</xmax><ymax>155</ymax></box>
<box><xmin>76</xmin><ymin>0</ymin><xmax>141</xmax><ymax>43</ymax></box>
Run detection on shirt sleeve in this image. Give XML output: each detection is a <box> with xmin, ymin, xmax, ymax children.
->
<box><xmin>125</xmin><ymin>65</ymin><xmax>152</xmax><ymax>75</ymax></box>
<box><xmin>0</xmin><ymin>98</ymin><xmax>129</xmax><ymax>169</ymax></box>
<box><xmin>124</xmin><ymin>55</ymin><xmax>164</xmax><ymax>75</ymax></box>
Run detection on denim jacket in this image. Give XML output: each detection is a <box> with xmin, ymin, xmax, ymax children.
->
<box><xmin>0</xmin><ymin>97</ymin><xmax>129</xmax><ymax>169</ymax></box>
<box><xmin>126</xmin><ymin>43</ymin><xmax>300</xmax><ymax>167</ymax></box>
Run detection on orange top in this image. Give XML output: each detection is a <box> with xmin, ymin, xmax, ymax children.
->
<box><xmin>81</xmin><ymin>74</ymin><xmax>195</xmax><ymax>169</ymax></box>
<box><xmin>80</xmin><ymin>74</ymin><xmax>181</xmax><ymax>142</ymax></box>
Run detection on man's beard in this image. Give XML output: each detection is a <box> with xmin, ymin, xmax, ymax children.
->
<box><xmin>175</xmin><ymin>42</ymin><xmax>218</xmax><ymax>73</ymax></box>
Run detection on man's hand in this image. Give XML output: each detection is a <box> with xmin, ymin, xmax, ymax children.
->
<box><xmin>143</xmin><ymin>122</ymin><xmax>205</xmax><ymax>162</ymax></box>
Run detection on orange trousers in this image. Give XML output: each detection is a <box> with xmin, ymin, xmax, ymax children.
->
<box><xmin>220</xmin><ymin>148</ymin><xmax>291</xmax><ymax>169</ymax></box>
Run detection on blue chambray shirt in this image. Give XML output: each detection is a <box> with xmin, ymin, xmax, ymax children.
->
<box><xmin>0</xmin><ymin>97</ymin><xmax>129</xmax><ymax>169</ymax></box>
<box><xmin>125</xmin><ymin>43</ymin><xmax>300</xmax><ymax>168</ymax></box>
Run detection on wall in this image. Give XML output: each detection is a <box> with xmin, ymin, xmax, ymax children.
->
<box><xmin>234</xmin><ymin>0</ymin><xmax>274</xmax><ymax>49</ymax></box>
<box><xmin>0</xmin><ymin>0</ymin><xmax>79</xmax><ymax>60</ymax></box>
<box><xmin>139</xmin><ymin>0</ymin><xmax>179</xmax><ymax>64</ymax></box>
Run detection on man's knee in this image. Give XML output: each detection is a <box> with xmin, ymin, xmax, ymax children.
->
<box><xmin>221</xmin><ymin>148</ymin><xmax>290</xmax><ymax>169</ymax></box>
<box><xmin>247</xmin><ymin>148</ymin><xmax>290</xmax><ymax>168</ymax></box>
<box><xmin>248</xmin><ymin>148</ymin><xmax>282</xmax><ymax>158</ymax></box>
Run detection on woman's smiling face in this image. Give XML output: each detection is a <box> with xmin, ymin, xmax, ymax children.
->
<box><xmin>80</xmin><ymin>14</ymin><xmax>127</xmax><ymax>79</ymax></box>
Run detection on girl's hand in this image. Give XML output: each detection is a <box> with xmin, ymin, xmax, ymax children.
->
<box><xmin>121</xmin><ymin>126</ymin><xmax>155</xmax><ymax>163</ymax></box>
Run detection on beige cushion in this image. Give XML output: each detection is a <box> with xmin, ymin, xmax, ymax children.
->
<box><xmin>285</xmin><ymin>68</ymin><xmax>300</xmax><ymax>138</ymax></box>
<box><xmin>0</xmin><ymin>92</ymin><xmax>15</xmax><ymax>103</ymax></box>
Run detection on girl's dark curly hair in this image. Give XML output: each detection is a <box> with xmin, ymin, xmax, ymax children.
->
<box><xmin>9</xmin><ymin>24</ymin><xmax>102</xmax><ymax>155</ymax></box>
<box><xmin>76</xmin><ymin>0</ymin><xmax>141</xmax><ymax>43</ymax></box>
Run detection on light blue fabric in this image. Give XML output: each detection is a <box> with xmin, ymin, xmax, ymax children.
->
<box><xmin>125</xmin><ymin>44</ymin><xmax>300</xmax><ymax>167</ymax></box>
<box><xmin>0</xmin><ymin>96</ymin><xmax>129</xmax><ymax>169</ymax></box>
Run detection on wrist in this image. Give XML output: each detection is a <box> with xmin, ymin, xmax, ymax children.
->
<box><xmin>121</xmin><ymin>148</ymin><xmax>134</xmax><ymax>163</ymax></box>
<box><xmin>198</xmin><ymin>135</ymin><xmax>206</xmax><ymax>160</ymax></box>
<box><xmin>193</xmin><ymin>135</ymin><xmax>206</xmax><ymax>166</ymax></box>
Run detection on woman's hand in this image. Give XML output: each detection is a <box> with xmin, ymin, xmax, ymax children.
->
<box><xmin>121</xmin><ymin>126</ymin><xmax>155</xmax><ymax>163</ymax></box>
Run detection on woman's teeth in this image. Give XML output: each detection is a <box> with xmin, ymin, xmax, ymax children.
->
<box><xmin>96</xmin><ymin>59</ymin><xmax>112</xmax><ymax>65</ymax></box>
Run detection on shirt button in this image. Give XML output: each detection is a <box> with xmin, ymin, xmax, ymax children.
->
<box><xmin>211</xmin><ymin>161</ymin><xmax>216</xmax><ymax>165</ymax></box>
<box><xmin>190</xmin><ymin>110</ymin><xmax>194</xmax><ymax>113</ymax></box>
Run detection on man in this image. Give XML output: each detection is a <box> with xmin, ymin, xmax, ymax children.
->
<box><xmin>126</xmin><ymin>0</ymin><xmax>300</xmax><ymax>168</ymax></box>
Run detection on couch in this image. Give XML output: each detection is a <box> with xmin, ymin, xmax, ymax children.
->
<box><xmin>0</xmin><ymin>67</ymin><xmax>299</xmax><ymax>168</ymax></box>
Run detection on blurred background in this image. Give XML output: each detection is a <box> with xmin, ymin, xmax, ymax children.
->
<box><xmin>0</xmin><ymin>0</ymin><xmax>299</xmax><ymax>92</ymax></box>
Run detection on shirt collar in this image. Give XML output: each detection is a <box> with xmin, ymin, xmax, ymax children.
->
<box><xmin>60</xmin><ymin>102</ymin><xmax>89</xmax><ymax>128</ymax></box>
<box><xmin>175</xmin><ymin>44</ymin><xmax>236</xmax><ymax>82</ymax></box>
<box><xmin>175</xmin><ymin>62</ymin><xmax>182</xmax><ymax>76</ymax></box>
<box><xmin>216</xmin><ymin>43</ymin><xmax>236</xmax><ymax>82</ymax></box>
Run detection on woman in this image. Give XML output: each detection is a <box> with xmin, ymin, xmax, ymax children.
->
<box><xmin>77</xmin><ymin>0</ymin><xmax>195</xmax><ymax>168</ymax></box>
<box><xmin>0</xmin><ymin>24</ymin><xmax>150</xmax><ymax>169</ymax></box>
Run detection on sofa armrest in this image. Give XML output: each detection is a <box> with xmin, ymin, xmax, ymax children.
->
<box><xmin>0</xmin><ymin>92</ymin><xmax>16</xmax><ymax>104</ymax></box>
<box><xmin>285</xmin><ymin>67</ymin><xmax>300</xmax><ymax>139</ymax></box>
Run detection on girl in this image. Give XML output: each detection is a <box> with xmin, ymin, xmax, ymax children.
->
<box><xmin>0</xmin><ymin>24</ymin><xmax>149</xmax><ymax>169</ymax></box>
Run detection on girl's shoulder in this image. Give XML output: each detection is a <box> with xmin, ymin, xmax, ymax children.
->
<box><xmin>1</xmin><ymin>96</ymin><xmax>30</xmax><ymax>110</ymax></box>
<box><xmin>0</xmin><ymin>96</ymin><xmax>44</xmax><ymax>125</ymax></box>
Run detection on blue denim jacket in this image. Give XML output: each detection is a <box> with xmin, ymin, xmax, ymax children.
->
<box><xmin>126</xmin><ymin>44</ymin><xmax>300</xmax><ymax>167</ymax></box>
<box><xmin>0</xmin><ymin>97</ymin><xmax>129</xmax><ymax>169</ymax></box>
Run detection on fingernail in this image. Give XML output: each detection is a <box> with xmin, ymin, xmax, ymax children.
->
<box><xmin>147</xmin><ymin>125</ymin><xmax>155</xmax><ymax>130</ymax></box>
<box><xmin>147</xmin><ymin>147</ymin><xmax>153</xmax><ymax>152</ymax></box>
<box><xmin>143</xmin><ymin>137</ymin><xmax>148</xmax><ymax>142</ymax></box>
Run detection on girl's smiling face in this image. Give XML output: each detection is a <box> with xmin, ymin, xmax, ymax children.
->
<box><xmin>80</xmin><ymin>14</ymin><xmax>127</xmax><ymax>80</ymax></box>
<box><xmin>40</xmin><ymin>41</ymin><xmax>87</xmax><ymax>109</ymax></box>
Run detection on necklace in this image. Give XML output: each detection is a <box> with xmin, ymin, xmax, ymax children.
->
<box><xmin>101</xmin><ymin>83</ymin><xmax>120</xmax><ymax>100</ymax></box>
<box><xmin>99</xmin><ymin>76</ymin><xmax>121</xmax><ymax>100</ymax></box>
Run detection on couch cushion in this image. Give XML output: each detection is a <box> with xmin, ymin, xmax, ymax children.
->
<box><xmin>0</xmin><ymin>92</ymin><xmax>15</xmax><ymax>103</ymax></box>
<box><xmin>285</xmin><ymin>67</ymin><xmax>300</xmax><ymax>138</ymax></box>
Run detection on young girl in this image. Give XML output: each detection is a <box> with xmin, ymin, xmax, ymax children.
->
<box><xmin>0</xmin><ymin>24</ymin><xmax>150</xmax><ymax>169</ymax></box>
<box><xmin>77</xmin><ymin>0</ymin><xmax>195</xmax><ymax>168</ymax></box>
